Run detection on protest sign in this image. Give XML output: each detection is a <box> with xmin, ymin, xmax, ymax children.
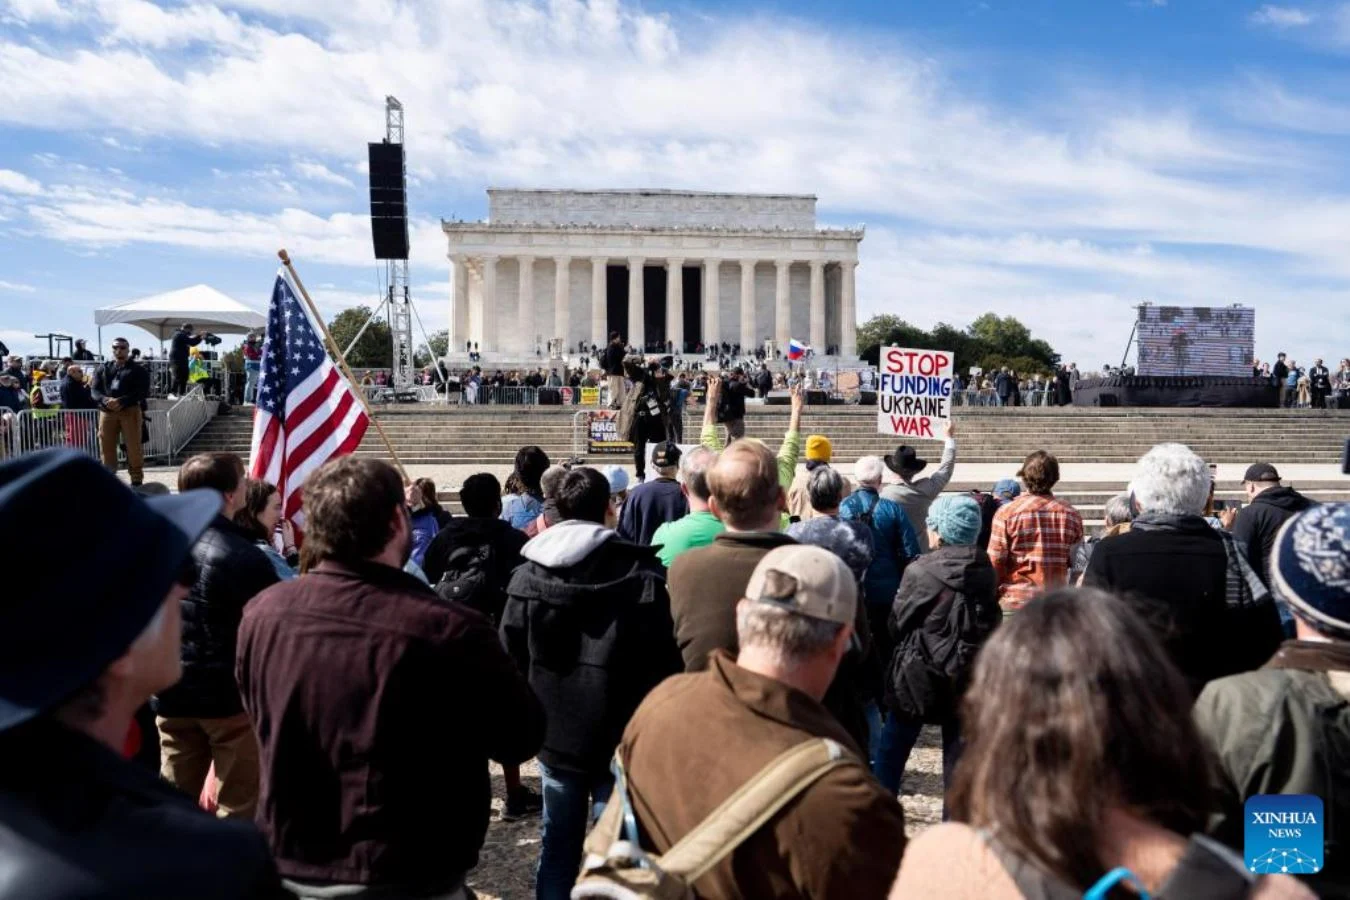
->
<box><xmin>580</xmin><ymin>386</ymin><xmax>600</xmax><ymax>406</ymax></box>
<box><xmin>587</xmin><ymin>410</ymin><xmax>633</xmax><ymax>454</ymax></box>
<box><xmin>877</xmin><ymin>347</ymin><xmax>954</xmax><ymax>438</ymax></box>
<box><xmin>39</xmin><ymin>381</ymin><xmax>62</xmax><ymax>405</ymax></box>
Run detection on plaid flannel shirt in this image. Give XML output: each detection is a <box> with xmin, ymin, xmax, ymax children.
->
<box><xmin>988</xmin><ymin>493</ymin><xmax>1084</xmax><ymax>610</ymax></box>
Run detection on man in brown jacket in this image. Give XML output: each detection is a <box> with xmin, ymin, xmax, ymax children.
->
<box><xmin>237</xmin><ymin>456</ymin><xmax>545</xmax><ymax>899</ymax></box>
<box><xmin>667</xmin><ymin>439</ymin><xmax>795</xmax><ymax>670</ymax></box>
<box><xmin>617</xmin><ymin>545</ymin><xmax>906</xmax><ymax>898</ymax></box>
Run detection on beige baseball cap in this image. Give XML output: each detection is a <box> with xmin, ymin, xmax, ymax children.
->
<box><xmin>744</xmin><ymin>545</ymin><xmax>857</xmax><ymax>626</ymax></box>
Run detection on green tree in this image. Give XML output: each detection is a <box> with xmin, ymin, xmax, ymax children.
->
<box><xmin>854</xmin><ymin>312</ymin><xmax>1061</xmax><ymax>372</ymax></box>
<box><xmin>327</xmin><ymin>307</ymin><xmax>392</xmax><ymax>368</ymax></box>
<box><xmin>414</xmin><ymin>330</ymin><xmax>449</xmax><ymax>368</ymax></box>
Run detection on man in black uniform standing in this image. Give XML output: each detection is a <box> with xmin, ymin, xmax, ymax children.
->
<box><xmin>170</xmin><ymin>323</ymin><xmax>204</xmax><ymax>397</ymax></box>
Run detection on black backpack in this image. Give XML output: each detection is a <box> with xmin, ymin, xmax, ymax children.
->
<box><xmin>969</xmin><ymin>490</ymin><xmax>1000</xmax><ymax>550</ymax></box>
<box><xmin>434</xmin><ymin>540</ymin><xmax>504</xmax><ymax>623</ymax></box>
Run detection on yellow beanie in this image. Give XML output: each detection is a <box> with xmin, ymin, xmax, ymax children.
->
<box><xmin>805</xmin><ymin>434</ymin><xmax>832</xmax><ymax>462</ymax></box>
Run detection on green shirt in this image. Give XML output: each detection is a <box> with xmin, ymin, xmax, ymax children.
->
<box><xmin>652</xmin><ymin>510</ymin><xmax>726</xmax><ymax>568</ymax></box>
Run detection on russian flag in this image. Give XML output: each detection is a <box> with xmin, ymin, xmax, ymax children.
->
<box><xmin>787</xmin><ymin>339</ymin><xmax>807</xmax><ymax>360</ymax></box>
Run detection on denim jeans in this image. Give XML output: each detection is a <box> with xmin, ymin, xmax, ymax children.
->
<box><xmin>872</xmin><ymin>713</ymin><xmax>961</xmax><ymax>817</ymax></box>
<box><xmin>244</xmin><ymin>364</ymin><xmax>260</xmax><ymax>404</ymax></box>
<box><xmin>536</xmin><ymin>764</ymin><xmax>614</xmax><ymax>900</ymax></box>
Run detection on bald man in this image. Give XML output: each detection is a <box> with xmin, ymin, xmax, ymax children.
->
<box><xmin>667</xmin><ymin>440</ymin><xmax>795</xmax><ymax>671</ymax></box>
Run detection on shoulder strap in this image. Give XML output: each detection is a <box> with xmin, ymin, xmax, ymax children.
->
<box><xmin>656</xmin><ymin>738</ymin><xmax>851</xmax><ymax>883</ymax></box>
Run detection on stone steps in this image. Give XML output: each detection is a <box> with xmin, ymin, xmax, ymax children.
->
<box><xmin>184</xmin><ymin>406</ymin><xmax>1350</xmax><ymax>466</ymax></box>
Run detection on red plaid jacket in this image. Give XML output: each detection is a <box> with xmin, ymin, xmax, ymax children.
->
<box><xmin>987</xmin><ymin>493</ymin><xmax>1084</xmax><ymax>610</ymax></box>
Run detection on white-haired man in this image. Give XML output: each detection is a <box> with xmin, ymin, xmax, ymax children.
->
<box><xmin>1084</xmin><ymin>443</ymin><xmax>1282</xmax><ymax>694</ymax></box>
<box><xmin>608</xmin><ymin>545</ymin><xmax>906</xmax><ymax>898</ymax></box>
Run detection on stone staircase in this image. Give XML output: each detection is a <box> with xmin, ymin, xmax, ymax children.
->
<box><xmin>186</xmin><ymin>405</ymin><xmax>1350</xmax><ymax>466</ymax></box>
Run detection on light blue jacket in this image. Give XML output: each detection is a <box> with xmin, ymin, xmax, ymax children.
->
<box><xmin>839</xmin><ymin>487</ymin><xmax>920</xmax><ymax>607</ymax></box>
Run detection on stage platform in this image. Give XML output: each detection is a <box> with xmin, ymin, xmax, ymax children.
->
<box><xmin>1073</xmin><ymin>375</ymin><xmax>1277</xmax><ymax>408</ymax></box>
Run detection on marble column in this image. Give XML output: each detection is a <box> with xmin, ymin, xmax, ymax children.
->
<box><xmin>774</xmin><ymin>260</ymin><xmax>791</xmax><ymax>350</ymax></box>
<box><xmin>516</xmin><ymin>255</ymin><xmax>535</xmax><ymax>356</ymax></box>
<box><xmin>840</xmin><ymin>259</ymin><xmax>857</xmax><ymax>358</ymax></box>
<box><xmin>739</xmin><ymin>259</ymin><xmax>756</xmax><ymax>353</ymax></box>
<box><xmin>554</xmin><ymin>256</ymin><xmax>571</xmax><ymax>347</ymax></box>
<box><xmin>627</xmin><ymin>257</ymin><xmax>645</xmax><ymax>349</ymax></box>
<box><xmin>450</xmin><ymin>254</ymin><xmax>469</xmax><ymax>351</ymax></box>
<box><xmin>480</xmin><ymin>255</ymin><xmax>498</xmax><ymax>353</ymax></box>
<box><xmin>666</xmin><ymin>258</ymin><xmax>684</xmax><ymax>354</ymax></box>
<box><xmin>809</xmin><ymin>260</ymin><xmax>825</xmax><ymax>353</ymax></box>
<box><xmin>703</xmin><ymin>259</ymin><xmax>720</xmax><ymax>349</ymax></box>
<box><xmin>590</xmin><ymin>257</ymin><xmax>607</xmax><ymax>348</ymax></box>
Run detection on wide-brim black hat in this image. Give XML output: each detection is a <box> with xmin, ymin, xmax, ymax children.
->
<box><xmin>0</xmin><ymin>450</ymin><xmax>220</xmax><ymax>732</ymax></box>
<box><xmin>884</xmin><ymin>445</ymin><xmax>928</xmax><ymax>475</ymax></box>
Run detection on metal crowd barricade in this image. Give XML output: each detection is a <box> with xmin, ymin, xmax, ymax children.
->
<box><xmin>480</xmin><ymin>385</ymin><xmax>538</xmax><ymax>406</ymax></box>
<box><xmin>163</xmin><ymin>386</ymin><xmax>212</xmax><ymax>459</ymax></box>
<box><xmin>3</xmin><ymin>408</ymin><xmax>101</xmax><ymax>460</ymax></box>
<box><xmin>573</xmin><ymin>410</ymin><xmax>590</xmax><ymax>456</ymax></box>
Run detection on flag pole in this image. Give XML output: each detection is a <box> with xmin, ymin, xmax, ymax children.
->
<box><xmin>278</xmin><ymin>249</ymin><xmax>410</xmax><ymax>483</ymax></box>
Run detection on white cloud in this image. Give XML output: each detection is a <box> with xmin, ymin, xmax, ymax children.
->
<box><xmin>1249</xmin><ymin>5</ymin><xmax>1314</xmax><ymax>27</ymax></box>
<box><xmin>294</xmin><ymin>160</ymin><xmax>354</xmax><ymax>188</ymax></box>
<box><xmin>0</xmin><ymin>279</ymin><xmax>36</xmax><ymax>292</ymax></box>
<box><xmin>0</xmin><ymin>0</ymin><xmax>1348</xmax><ymax>364</ymax></box>
<box><xmin>0</xmin><ymin>168</ymin><xmax>41</xmax><ymax>194</ymax></box>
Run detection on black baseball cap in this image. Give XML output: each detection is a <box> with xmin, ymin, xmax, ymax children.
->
<box><xmin>0</xmin><ymin>451</ymin><xmax>220</xmax><ymax>732</ymax></box>
<box><xmin>653</xmin><ymin>442</ymin><xmax>682</xmax><ymax>468</ymax></box>
<box><xmin>1243</xmin><ymin>463</ymin><xmax>1281</xmax><ymax>483</ymax></box>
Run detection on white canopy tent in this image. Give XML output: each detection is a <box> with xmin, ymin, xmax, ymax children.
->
<box><xmin>94</xmin><ymin>285</ymin><xmax>267</xmax><ymax>352</ymax></box>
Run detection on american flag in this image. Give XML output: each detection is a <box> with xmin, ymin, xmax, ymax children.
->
<box><xmin>248</xmin><ymin>270</ymin><xmax>370</xmax><ymax>527</ymax></box>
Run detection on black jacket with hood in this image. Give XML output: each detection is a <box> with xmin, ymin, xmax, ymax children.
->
<box><xmin>500</xmin><ymin>520</ymin><xmax>682</xmax><ymax>774</ymax></box>
<box><xmin>887</xmin><ymin>544</ymin><xmax>999</xmax><ymax>723</ymax></box>
<box><xmin>1231</xmin><ymin>485</ymin><xmax>1315</xmax><ymax>583</ymax></box>
<box><xmin>421</xmin><ymin>516</ymin><xmax>528</xmax><ymax>624</ymax></box>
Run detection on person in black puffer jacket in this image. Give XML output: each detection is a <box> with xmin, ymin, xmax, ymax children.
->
<box><xmin>152</xmin><ymin>453</ymin><xmax>279</xmax><ymax>818</ymax></box>
<box><xmin>1230</xmin><ymin>462</ymin><xmax>1316</xmax><ymax>586</ymax></box>
<box><xmin>500</xmin><ymin>467</ymin><xmax>682</xmax><ymax>900</ymax></box>
<box><xmin>879</xmin><ymin>494</ymin><xmax>998</xmax><ymax>805</ymax></box>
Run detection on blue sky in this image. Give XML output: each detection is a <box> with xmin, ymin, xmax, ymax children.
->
<box><xmin>2</xmin><ymin>0</ymin><xmax>1348</xmax><ymax>366</ymax></box>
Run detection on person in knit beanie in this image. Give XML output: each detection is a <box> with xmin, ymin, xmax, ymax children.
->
<box><xmin>787</xmin><ymin>434</ymin><xmax>835</xmax><ymax>523</ymax></box>
<box><xmin>1195</xmin><ymin>503</ymin><xmax>1350</xmax><ymax>895</ymax></box>
<box><xmin>875</xmin><ymin>493</ymin><xmax>1000</xmax><ymax>801</ymax></box>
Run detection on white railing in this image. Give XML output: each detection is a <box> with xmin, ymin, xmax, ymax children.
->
<box><xmin>163</xmin><ymin>386</ymin><xmax>213</xmax><ymax>460</ymax></box>
<box><xmin>1</xmin><ymin>408</ymin><xmax>101</xmax><ymax>460</ymax></box>
<box><xmin>0</xmin><ymin>386</ymin><xmax>215</xmax><ymax>464</ymax></box>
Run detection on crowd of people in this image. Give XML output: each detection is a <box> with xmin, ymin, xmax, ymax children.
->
<box><xmin>1</xmin><ymin>356</ymin><xmax>1347</xmax><ymax>899</ymax></box>
<box><xmin>1254</xmin><ymin>355</ymin><xmax>1350</xmax><ymax>409</ymax></box>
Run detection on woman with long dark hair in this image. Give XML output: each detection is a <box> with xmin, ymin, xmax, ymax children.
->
<box><xmin>501</xmin><ymin>446</ymin><xmax>550</xmax><ymax>530</ymax></box>
<box><xmin>234</xmin><ymin>478</ymin><xmax>298</xmax><ymax>580</ymax></box>
<box><xmin>892</xmin><ymin>587</ymin><xmax>1312</xmax><ymax>899</ymax></box>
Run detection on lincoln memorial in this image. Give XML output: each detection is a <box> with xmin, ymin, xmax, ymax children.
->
<box><xmin>443</xmin><ymin>189</ymin><xmax>863</xmax><ymax>360</ymax></box>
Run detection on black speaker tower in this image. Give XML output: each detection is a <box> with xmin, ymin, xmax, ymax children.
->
<box><xmin>368</xmin><ymin>141</ymin><xmax>409</xmax><ymax>260</ymax></box>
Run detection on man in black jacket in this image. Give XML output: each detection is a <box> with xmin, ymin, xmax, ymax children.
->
<box><xmin>71</xmin><ymin>338</ymin><xmax>96</xmax><ymax>361</ymax></box>
<box><xmin>91</xmin><ymin>338</ymin><xmax>150</xmax><ymax>485</ymax></box>
<box><xmin>501</xmin><ymin>467</ymin><xmax>681</xmax><ymax>900</ymax></box>
<box><xmin>153</xmin><ymin>452</ymin><xmax>279</xmax><ymax>819</ymax></box>
<box><xmin>420</xmin><ymin>471</ymin><xmax>541</xmax><ymax>820</ymax></box>
<box><xmin>1272</xmin><ymin>352</ymin><xmax>1290</xmax><ymax>407</ymax></box>
<box><xmin>1085</xmin><ymin>444</ymin><xmax>1283</xmax><ymax>694</ymax></box>
<box><xmin>170</xmin><ymin>323</ymin><xmax>204</xmax><ymax>397</ymax></box>
<box><xmin>717</xmin><ymin>367</ymin><xmax>753</xmax><ymax>440</ymax></box>
<box><xmin>1232</xmin><ymin>462</ymin><xmax>1316</xmax><ymax>585</ymax></box>
<box><xmin>0</xmin><ymin>450</ymin><xmax>283</xmax><ymax>900</ymax></box>
<box><xmin>1309</xmin><ymin>358</ymin><xmax>1333</xmax><ymax>409</ymax></box>
<box><xmin>238</xmin><ymin>457</ymin><xmax>543</xmax><ymax>899</ymax></box>
<box><xmin>602</xmin><ymin>332</ymin><xmax>627</xmax><ymax>409</ymax></box>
